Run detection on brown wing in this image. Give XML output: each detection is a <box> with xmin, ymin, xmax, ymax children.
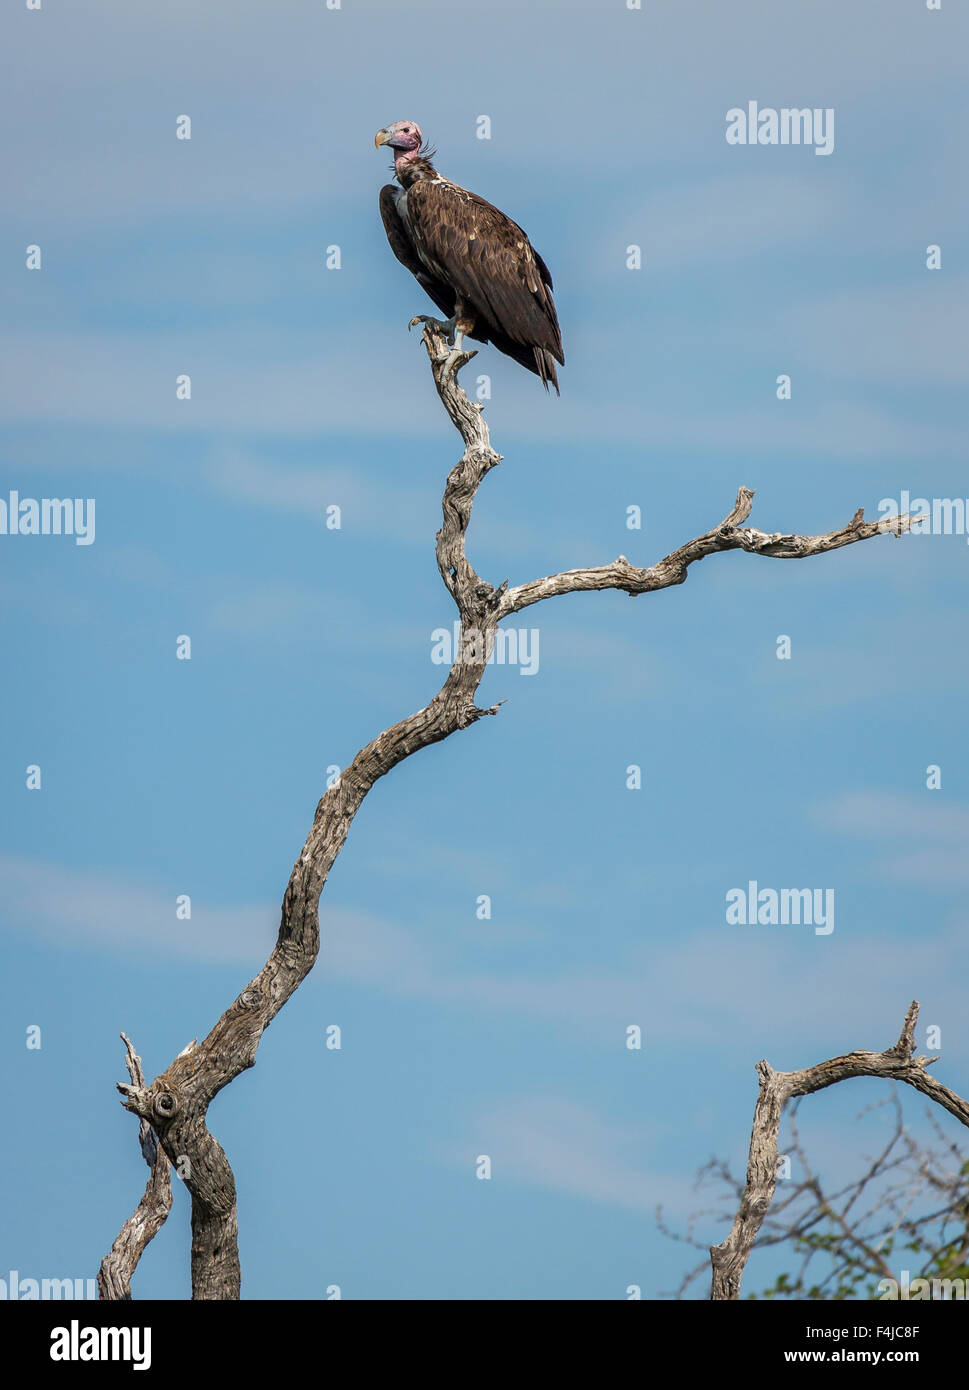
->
<box><xmin>405</xmin><ymin>181</ymin><xmax>564</xmax><ymax>372</ymax></box>
<box><xmin>379</xmin><ymin>185</ymin><xmax>456</xmax><ymax>322</ymax></box>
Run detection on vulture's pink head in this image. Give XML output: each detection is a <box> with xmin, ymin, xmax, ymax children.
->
<box><xmin>374</xmin><ymin>120</ymin><xmax>423</xmax><ymax>160</ymax></box>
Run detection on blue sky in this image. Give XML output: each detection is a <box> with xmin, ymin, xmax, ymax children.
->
<box><xmin>1</xmin><ymin>0</ymin><xmax>967</xmax><ymax>1299</ymax></box>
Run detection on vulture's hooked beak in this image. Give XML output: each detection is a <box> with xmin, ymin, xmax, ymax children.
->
<box><xmin>374</xmin><ymin>128</ymin><xmax>391</xmax><ymax>149</ymax></box>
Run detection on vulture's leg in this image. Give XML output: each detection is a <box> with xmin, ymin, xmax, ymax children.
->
<box><xmin>408</xmin><ymin>313</ymin><xmax>477</xmax><ymax>382</ymax></box>
<box><xmin>439</xmin><ymin>312</ymin><xmax>477</xmax><ymax>383</ymax></box>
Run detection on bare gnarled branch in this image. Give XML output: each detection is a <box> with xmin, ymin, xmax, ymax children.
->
<box><xmin>711</xmin><ymin>1002</ymin><xmax>969</xmax><ymax>1300</ymax></box>
<box><xmin>102</xmin><ymin>326</ymin><xmax>925</xmax><ymax>1299</ymax></box>
<box><xmin>98</xmin><ymin>1034</ymin><xmax>172</xmax><ymax>1301</ymax></box>
<box><xmin>497</xmin><ymin>488</ymin><xmax>924</xmax><ymax>618</ymax></box>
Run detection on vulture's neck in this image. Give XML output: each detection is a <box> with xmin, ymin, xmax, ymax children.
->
<box><xmin>395</xmin><ymin>155</ymin><xmax>438</xmax><ymax>189</ymax></box>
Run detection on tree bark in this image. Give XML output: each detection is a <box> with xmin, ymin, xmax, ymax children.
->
<box><xmin>711</xmin><ymin>1002</ymin><xmax>969</xmax><ymax>1299</ymax></box>
<box><xmin>101</xmin><ymin>323</ymin><xmax>926</xmax><ymax>1299</ymax></box>
<box><xmin>97</xmin><ymin>1035</ymin><xmax>172</xmax><ymax>1300</ymax></box>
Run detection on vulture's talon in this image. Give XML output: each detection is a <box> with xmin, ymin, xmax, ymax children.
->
<box><xmin>409</xmin><ymin>314</ymin><xmax>456</xmax><ymax>342</ymax></box>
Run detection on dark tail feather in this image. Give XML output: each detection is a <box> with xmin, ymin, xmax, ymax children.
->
<box><xmin>480</xmin><ymin>328</ymin><xmax>562</xmax><ymax>394</ymax></box>
<box><xmin>533</xmin><ymin>347</ymin><xmax>560</xmax><ymax>396</ymax></box>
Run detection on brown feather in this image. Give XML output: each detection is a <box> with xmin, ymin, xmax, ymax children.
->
<box><xmin>378</xmin><ymin>170</ymin><xmax>563</xmax><ymax>393</ymax></box>
<box><xmin>407</xmin><ymin>183</ymin><xmax>563</xmax><ymax>367</ymax></box>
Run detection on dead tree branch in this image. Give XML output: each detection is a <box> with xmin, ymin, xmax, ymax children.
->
<box><xmin>102</xmin><ymin>322</ymin><xmax>925</xmax><ymax>1299</ymax></box>
<box><xmin>496</xmin><ymin>490</ymin><xmax>922</xmax><ymax>618</ymax></box>
<box><xmin>97</xmin><ymin>1034</ymin><xmax>172</xmax><ymax>1300</ymax></box>
<box><xmin>659</xmin><ymin>1093</ymin><xmax>969</xmax><ymax>1299</ymax></box>
<box><xmin>710</xmin><ymin>1001</ymin><xmax>969</xmax><ymax>1300</ymax></box>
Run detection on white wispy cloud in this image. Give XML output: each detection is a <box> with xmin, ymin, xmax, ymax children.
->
<box><xmin>0</xmin><ymin>855</ymin><xmax>274</xmax><ymax>964</ymax></box>
<box><xmin>784</xmin><ymin>279</ymin><xmax>969</xmax><ymax>386</ymax></box>
<box><xmin>615</xmin><ymin>173</ymin><xmax>840</xmax><ymax>273</ymax></box>
<box><xmin>457</xmin><ymin>1095</ymin><xmax>694</xmax><ymax>1216</ymax></box>
<box><xmin>817</xmin><ymin>790</ymin><xmax>969</xmax><ymax>842</ymax></box>
<box><xmin>814</xmin><ymin>790</ymin><xmax>969</xmax><ymax>885</ymax></box>
<box><xmin>4</xmin><ymin>322</ymin><xmax>960</xmax><ymax>461</ymax></box>
<box><xmin>6</xmin><ymin>856</ymin><xmax>965</xmax><ymax>1066</ymax></box>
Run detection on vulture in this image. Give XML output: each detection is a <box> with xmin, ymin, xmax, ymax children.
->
<box><xmin>374</xmin><ymin>120</ymin><xmax>564</xmax><ymax>393</ymax></box>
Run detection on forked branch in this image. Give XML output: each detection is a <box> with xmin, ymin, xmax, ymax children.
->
<box><xmin>711</xmin><ymin>1002</ymin><xmax>969</xmax><ymax>1300</ymax></box>
<box><xmin>102</xmin><ymin>323</ymin><xmax>924</xmax><ymax>1299</ymax></box>
<box><xmin>97</xmin><ymin>1034</ymin><xmax>172</xmax><ymax>1300</ymax></box>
